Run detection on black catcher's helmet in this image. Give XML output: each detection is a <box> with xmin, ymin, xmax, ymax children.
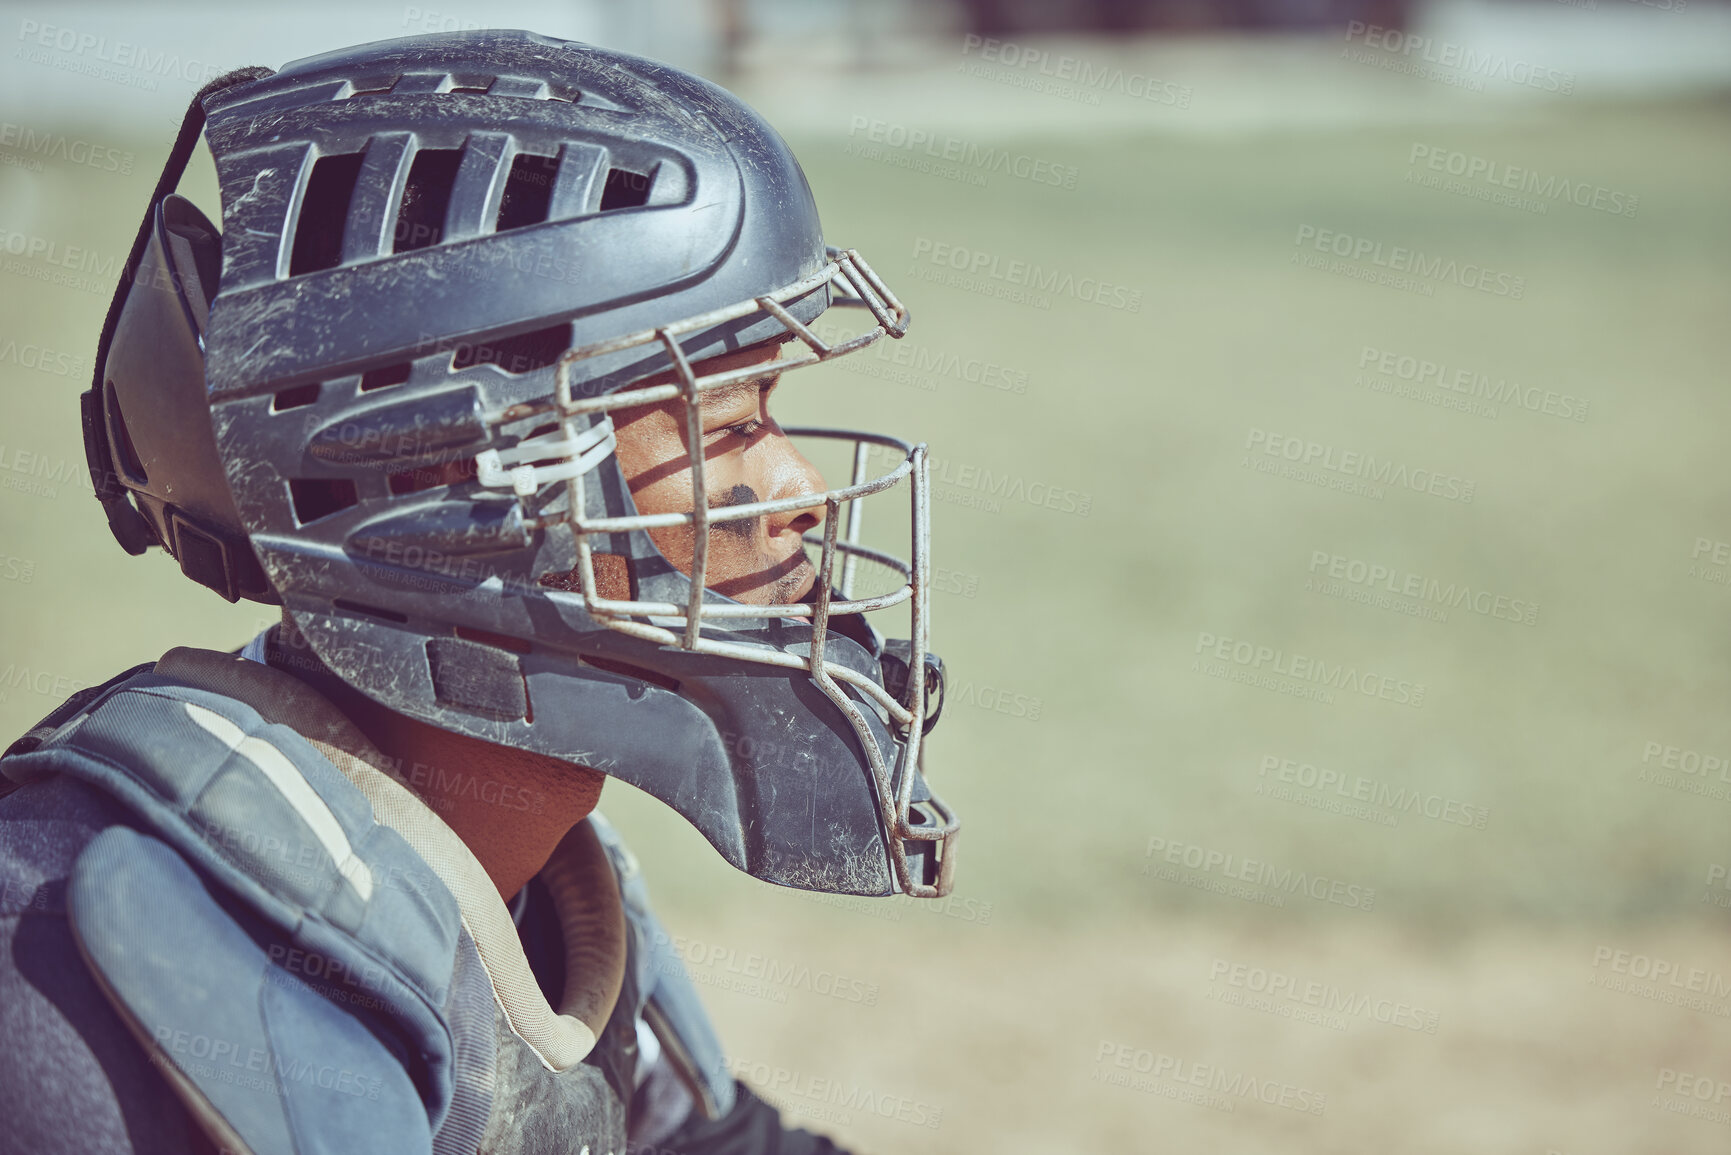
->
<box><xmin>85</xmin><ymin>30</ymin><xmax>958</xmax><ymax>898</ymax></box>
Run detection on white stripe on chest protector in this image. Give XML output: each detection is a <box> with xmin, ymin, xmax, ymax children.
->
<box><xmin>183</xmin><ymin>701</ymin><xmax>375</xmax><ymax>903</ymax></box>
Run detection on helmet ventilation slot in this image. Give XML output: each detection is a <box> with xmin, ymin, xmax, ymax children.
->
<box><xmin>360</xmin><ymin>362</ymin><xmax>412</xmax><ymax>391</ymax></box>
<box><xmin>272</xmin><ymin>383</ymin><xmax>320</xmax><ymax>411</ymax></box>
<box><xmin>453</xmin><ymin>625</ymin><xmax>532</xmax><ymax>654</ymax></box>
<box><xmin>341</xmin><ymin>73</ymin><xmax>579</xmax><ymax>102</ymax></box>
<box><xmin>344</xmin><ymin>75</ymin><xmax>397</xmax><ymax>98</ymax></box>
<box><xmin>288</xmin><ymin>477</ymin><xmax>359</xmax><ymax>524</ymax></box>
<box><xmin>599</xmin><ymin>166</ymin><xmax>653</xmax><ymax>211</ymax></box>
<box><xmin>393</xmin><ymin>148</ymin><xmax>463</xmax><ymax>252</ymax></box>
<box><xmin>450</xmin><ymin>323</ymin><xmax>570</xmax><ymax>375</ymax></box>
<box><xmin>288</xmin><ymin>151</ymin><xmax>366</xmax><ymax>275</ymax></box>
<box><xmin>495</xmin><ymin>153</ymin><xmax>559</xmax><ymax>232</ymax></box>
<box><xmin>332</xmin><ymin>598</ymin><xmax>408</xmax><ymax>624</ymax></box>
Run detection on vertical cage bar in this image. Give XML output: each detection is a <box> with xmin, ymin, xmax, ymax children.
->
<box><xmin>660</xmin><ymin>330</ymin><xmax>709</xmax><ymax>649</ymax></box>
<box><xmin>839</xmin><ymin>440</ymin><xmax>870</xmax><ymax>599</ymax></box>
<box><xmin>555</xmin><ymin>368</ymin><xmax>604</xmax><ymax>611</ymax></box>
<box><xmin>899</xmin><ymin>445</ymin><xmax>932</xmax><ymax>814</ymax></box>
<box><xmin>810</xmin><ymin>496</ymin><xmax>842</xmax><ymax>666</ymax></box>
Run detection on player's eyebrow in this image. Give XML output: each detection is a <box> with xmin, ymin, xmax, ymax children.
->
<box><xmin>699</xmin><ymin>377</ymin><xmax>773</xmax><ymax>412</ymax></box>
<box><xmin>694</xmin><ymin>336</ymin><xmax>791</xmax><ymax>410</ymax></box>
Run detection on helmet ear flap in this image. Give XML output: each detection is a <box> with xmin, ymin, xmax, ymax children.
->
<box><xmin>82</xmin><ymin>65</ymin><xmax>273</xmax><ymax>566</ymax></box>
<box><xmin>93</xmin><ymin>193</ymin><xmax>276</xmax><ymax>604</ymax></box>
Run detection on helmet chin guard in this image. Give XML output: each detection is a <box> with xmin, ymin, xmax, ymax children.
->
<box><xmin>89</xmin><ymin>30</ymin><xmax>960</xmax><ymax>898</ymax></box>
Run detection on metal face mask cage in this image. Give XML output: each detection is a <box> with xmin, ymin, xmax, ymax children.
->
<box><xmin>477</xmin><ymin>248</ymin><xmax>959</xmax><ymax>900</ymax></box>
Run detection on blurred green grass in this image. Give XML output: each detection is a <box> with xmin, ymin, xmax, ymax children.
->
<box><xmin>3</xmin><ymin>95</ymin><xmax>1728</xmax><ymax>930</ymax></box>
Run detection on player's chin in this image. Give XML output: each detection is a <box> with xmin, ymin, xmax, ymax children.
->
<box><xmin>706</xmin><ymin>549</ymin><xmax>816</xmax><ymax>607</ymax></box>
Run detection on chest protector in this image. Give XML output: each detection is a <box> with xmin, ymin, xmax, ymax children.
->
<box><xmin>0</xmin><ymin>648</ymin><xmax>734</xmax><ymax>1155</ymax></box>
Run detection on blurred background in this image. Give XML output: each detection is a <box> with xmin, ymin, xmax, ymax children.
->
<box><xmin>4</xmin><ymin>0</ymin><xmax>1731</xmax><ymax>1150</ymax></box>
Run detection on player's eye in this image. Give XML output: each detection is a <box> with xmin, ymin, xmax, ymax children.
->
<box><xmin>717</xmin><ymin>418</ymin><xmax>765</xmax><ymax>441</ymax></box>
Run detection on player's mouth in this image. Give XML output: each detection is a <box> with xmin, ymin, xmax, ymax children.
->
<box><xmin>704</xmin><ymin>543</ymin><xmax>816</xmax><ymax>605</ymax></box>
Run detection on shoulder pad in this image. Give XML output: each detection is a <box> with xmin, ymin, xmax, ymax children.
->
<box><xmin>71</xmin><ymin>825</ymin><xmax>431</xmax><ymax>1155</ymax></box>
<box><xmin>0</xmin><ymin>660</ymin><xmax>155</xmax><ymax>780</ymax></box>
<box><xmin>8</xmin><ymin>673</ymin><xmax>477</xmax><ymax>1154</ymax></box>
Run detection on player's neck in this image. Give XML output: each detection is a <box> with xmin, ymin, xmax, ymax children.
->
<box><xmin>268</xmin><ymin>620</ymin><xmax>605</xmax><ymax>901</ymax></box>
<box><xmin>341</xmin><ymin>695</ymin><xmax>607</xmax><ymax>902</ymax></box>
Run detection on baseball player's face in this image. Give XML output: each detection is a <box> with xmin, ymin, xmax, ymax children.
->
<box><xmin>610</xmin><ymin>337</ymin><xmax>827</xmax><ymax>605</ymax></box>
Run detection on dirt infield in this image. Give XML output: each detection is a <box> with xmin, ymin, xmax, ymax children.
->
<box><xmin>658</xmin><ymin>907</ymin><xmax>1731</xmax><ymax>1154</ymax></box>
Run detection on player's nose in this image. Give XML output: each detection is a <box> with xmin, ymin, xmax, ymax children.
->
<box><xmin>762</xmin><ymin>434</ymin><xmax>827</xmax><ymax>540</ymax></box>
